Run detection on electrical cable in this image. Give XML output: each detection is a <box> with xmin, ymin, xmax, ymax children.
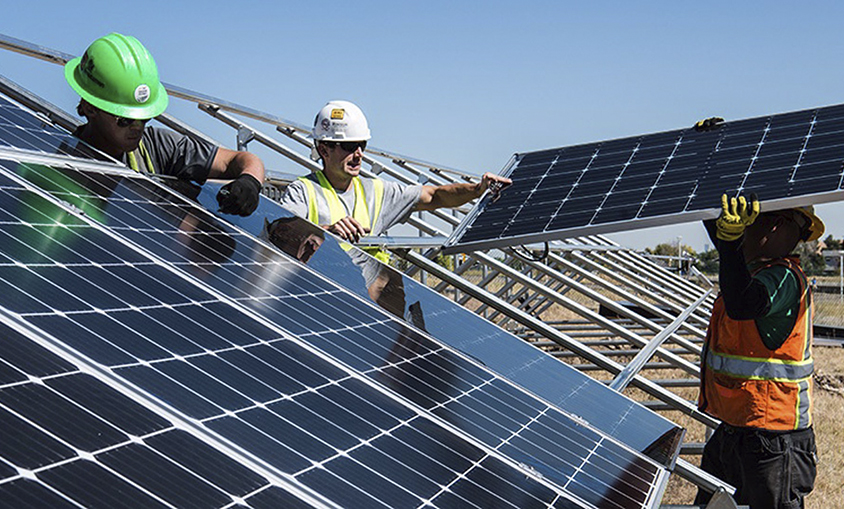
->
<box><xmin>511</xmin><ymin>242</ymin><xmax>549</xmax><ymax>263</ymax></box>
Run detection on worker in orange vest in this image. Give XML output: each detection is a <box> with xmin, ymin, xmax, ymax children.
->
<box><xmin>696</xmin><ymin>193</ymin><xmax>822</xmax><ymax>508</ymax></box>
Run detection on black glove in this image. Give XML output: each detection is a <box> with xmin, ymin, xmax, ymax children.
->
<box><xmin>216</xmin><ymin>174</ymin><xmax>262</xmax><ymax>216</ymax></box>
<box><xmin>693</xmin><ymin>117</ymin><xmax>724</xmax><ymax>131</ymax></box>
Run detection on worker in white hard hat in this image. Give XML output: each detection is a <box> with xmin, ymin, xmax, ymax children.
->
<box><xmin>278</xmin><ymin>100</ymin><xmax>510</xmax><ymax>316</ymax></box>
<box><xmin>279</xmin><ymin>100</ymin><xmax>512</xmax><ymax>249</ymax></box>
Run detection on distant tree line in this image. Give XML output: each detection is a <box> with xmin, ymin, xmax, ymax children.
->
<box><xmin>644</xmin><ymin>235</ymin><xmax>841</xmax><ymax>276</ymax></box>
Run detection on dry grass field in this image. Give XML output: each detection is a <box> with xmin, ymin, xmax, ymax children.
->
<box><xmin>796</xmin><ymin>346</ymin><xmax>844</xmax><ymax>509</ymax></box>
<box><xmin>658</xmin><ymin>346</ymin><xmax>844</xmax><ymax>507</ymax></box>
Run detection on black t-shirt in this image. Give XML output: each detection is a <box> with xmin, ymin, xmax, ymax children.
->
<box><xmin>71</xmin><ymin>125</ymin><xmax>218</xmax><ymax>183</ymax></box>
<box><xmin>129</xmin><ymin>126</ymin><xmax>218</xmax><ymax>183</ymax></box>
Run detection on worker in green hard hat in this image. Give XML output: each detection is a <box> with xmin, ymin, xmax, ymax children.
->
<box><xmin>65</xmin><ymin>33</ymin><xmax>265</xmax><ymax>216</ymax></box>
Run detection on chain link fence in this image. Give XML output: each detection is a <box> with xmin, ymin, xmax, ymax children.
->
<box><xmin>813</xmin><ymin>281</ymin><xmax>844</xmax><ymax>328</ymax></box>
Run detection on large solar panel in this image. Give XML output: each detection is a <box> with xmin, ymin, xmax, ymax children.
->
<box><xmin>446</xmin><ymin>104</ymin><xmax>844</xmax><ymax>252</ymax></box>
<box><xmin>0</xmin><ymin>85</ymin><xmax>684</xmax><ymax>469</ymax></box>
<box><xmin>208</xmin><ymin>191</ymin><xmax>684</xmax><ymax>468</ymax></box>
<box><xmin>1</xmin><ymin>153</ymin><xmax>671</xmax><ymax>508</ymax></box>
<box><xmin>0</xmin><ymin>319</ymin><xmax>323</xmax><ymax>508</ymax></box>
<box><xmin>0</xmin><ymin>104</ymin><xmax>677</xmax><ymax>509</ymax></box>
<box><xmin>1</xmin><ymin>156</ymin><xmax>628</xmax><ymax>508</ymax></box>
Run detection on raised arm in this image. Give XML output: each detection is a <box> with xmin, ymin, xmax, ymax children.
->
<box><xmin>415</xmin><ymin>172</ymin><xmax>511</xmax><ymax>212</ymax></box>
<box><xmin>713</xmin><ymin>193</ymin><xmax>770</xmax><ymax>320</ymax></box>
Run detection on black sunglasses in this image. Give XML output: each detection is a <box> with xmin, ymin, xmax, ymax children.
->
<box><xmin>113</xmin><ymin>114</ymin><xmax>151</xmax><ymax>128</ymax></box>
<box><xmin>323</xmin><ymin>140</ymin><xmax>367</xmax><ymax>152</ymax></box>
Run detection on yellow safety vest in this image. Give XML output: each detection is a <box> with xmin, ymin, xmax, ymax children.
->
<box><xmin>299</xmin><ymin>171</ymin><xmax>390</xmax><ymax>264</ymax></box>
<box><xmin>126</xmin><ymin>139</ymin><xmax>156</xmax><ymax>174</ymax></box>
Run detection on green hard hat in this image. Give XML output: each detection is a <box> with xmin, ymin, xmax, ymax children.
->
<box><xmin>65</xmin><ymin>33</ymin><xmax>168</xmax><ymax>119</ymax></box>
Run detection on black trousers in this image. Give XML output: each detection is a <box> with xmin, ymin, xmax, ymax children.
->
<box><xmin>694</xmin><ymin>424</ymin><xmax>817</xmax><ymax>509</ymax></box>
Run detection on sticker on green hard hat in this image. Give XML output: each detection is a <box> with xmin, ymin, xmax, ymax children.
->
<box><xmin>134</xmin><ymin>84</ymin><xmax>151</xmax><ymax>104</ymax></box>
<box><xmin>78</xmin><ymin>53</ymin><xmax>103</xmax><ymax>89</ymax></box>
<box><xmin>65</xmin><ymin>33</ymin><xmax>168</xmax><ymax>119</ymax></box>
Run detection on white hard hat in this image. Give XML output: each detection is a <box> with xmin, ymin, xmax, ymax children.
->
<box><xmin>312</xmin><ymin>100</ymin><xmax>371</xmax><ymax>142</ymax></box>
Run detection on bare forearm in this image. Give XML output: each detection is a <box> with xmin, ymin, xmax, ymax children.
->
<box><xmin>417</xmin><ymin>182</ymin><xmax>481</xmax><ymax>211</ymax></box>
<box><xmin>226</xmin><ymin>152</ymin><xmax>265</xmax><ymax>181</ymax></box>
<box><xmin>416</xmin><ymin>172</ymin><xmax>511</xmax><ymax>211</ymax></box>
<box><xmin>209</xmin><ymin>148</ymin><xmax>265</xmax><ymax>182</ymax></box>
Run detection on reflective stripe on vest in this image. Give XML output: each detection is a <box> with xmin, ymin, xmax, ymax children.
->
<box><xmin>298</xmin><ymin>172</ymin><xmax>390</xmax><ymax>263</ymax></box>
<box><xmin>704</xmin><ymin>347</ymin><xmax>814</xmax><ymax>382</ymax></box>
<box><xmin>126</xmin><ymin>139</ymin><xmax>155</xmax><ymax>174</ymax></box>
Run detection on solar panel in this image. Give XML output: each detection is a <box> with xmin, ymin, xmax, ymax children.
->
<box><xmin>0</xmin><ymin>152</ymin><xmax>670</xmax><ymax>507</ymax></box>
<box><xmin>0</xmin><ymin>92</ymin><xmax>103</xmax><ymax>160</ymax></box>
<box><xmin>0</xmin><ymin>319</ymin><xmax>327</xmax><ymax>507</ymax></box>
<box><xmin>446</xmin><ymin>104</ymin><xmax>844</xmax><ymax>252</ymax></box>
<box><xmin>0</xmin><ymin>158</ymin><xmax>578</xmax><ymax>507</ymax></box>
<box><xmin>6</xmin><ymin>154</ymin><xmax>672</xmax><ymax>507</ymax></box>
<box><xmin>0</xmin><ymin>85</ymin><xmax>682</xmax><ymax>467</ymax></box>
<box><xmin>208</xmin><ymin>191</ymin><xmax>684</xmax><ymax>468</ymax></box>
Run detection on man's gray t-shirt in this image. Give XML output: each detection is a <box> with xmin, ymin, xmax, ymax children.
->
<box><xmin>279</xmin><ymin>174</ymin><xmax>422</xmax><ymax>234</ymax></box>
<box><xmin>70</xmin><ymin>125</ymin><xmax>218</xmax><ymax>183</ymax></box>
<box><xmin>126</xmin><ymin>126</ymin><xmax>219</xmax><ymax>182</ymax></box>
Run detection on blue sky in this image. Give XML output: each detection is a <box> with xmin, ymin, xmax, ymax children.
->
<box><xmin>3</xmin><ymin>1</ymin><xmax>844</xmax><ymax>251</ymax></box>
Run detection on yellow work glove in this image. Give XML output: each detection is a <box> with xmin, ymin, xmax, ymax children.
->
<box><xmin>715</xmin><ymin>193</ymin><xmax>760</xmax><ymax>241</ymax></box>
<box><xmin>693</xmin><ymin>117</ymin><xmax>724</xmax><ymax>131</ymax></box>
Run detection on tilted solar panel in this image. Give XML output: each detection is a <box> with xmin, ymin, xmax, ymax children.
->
<box><xmin>205</xmin><ymin>189</ymin><xmax>684</xmax><ymax>469</ymax></box>
<box><xmin>0</xmin><ymin>320</ymin><xmax>325</xmax><ymax>508</ymax></box>
<box><xmin>1</xmin><ymin>156</ymin><xmax>606</xmax><ymax>508</ymax></box>
<box><xmin>446</xmin><ymin>104</ymin><xmax>844</xmax><ymax>252</ymax></box>
<box><xmin>2</xmin><ymin>154</ymin><xmax>672</xmax><ymax>508</ymax></box>
<box><xmin>0</xmin><ymin>81</ymin><xmax>688</xmax><ymax>506</ymax></box>
<box><xmin>0</xmin><ymin>90</ymin><xmax>685</xmax><ymax>471</ymax></box>
<box><xmin>0</xmin><ymin>93</ymin><xmax>102</xmax><ymax>160</ymax></box>
<box><xmin>0</xmin><ymin>151</ymin><xmax>673</xmax><ymax>507</ymax></box>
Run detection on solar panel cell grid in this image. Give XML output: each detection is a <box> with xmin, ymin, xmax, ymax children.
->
<box><xmin>0</xmin><ymin>94</ymin><xmax>102</xmax><ymax>159</ymax></box>
<box><xmin>452</xmin><ymin>103</ymin><xmax>844</xmax><ymax>251</ymax></box>
<box><xmin>0</xmin><ymin>96</ymin><xmax>49</xmax><ymax>129</ymax></box>
<box><xmin>0</xmin><ymin>84</ymin><xmax>681</xmax><ymax>505</ymax></box>
<box><xmin>0</xmin><ymin>322</ymin><xmax>308</xmax><ymax>508</ymax></box>
<box><xmin>0</xmin><ymin>153</ymin><xmax>667</xmax><ymax>506</ymax></box>
<box><xmin>3</xmin><ymin>162</ymin><xmax>632</xmax><ymax>507</ymax></box>
<box><xmin>197</xmin><ymin>193</ymin><xmax>682</xmax><ymax>469</ymax></box>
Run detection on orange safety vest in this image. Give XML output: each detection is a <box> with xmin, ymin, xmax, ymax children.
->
<box><xmin>699</xmin><ymin>257</ymin><xmax>813</xmax><ymax>430</ymax></box>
